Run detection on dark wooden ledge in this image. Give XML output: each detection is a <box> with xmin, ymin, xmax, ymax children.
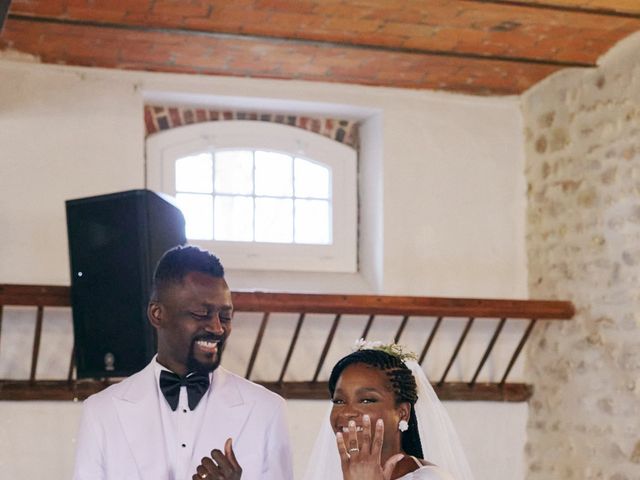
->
<box><xmin>0</xmin><ymin>380</ymin><xmax>533</xmax><ymax>403</ymax></box>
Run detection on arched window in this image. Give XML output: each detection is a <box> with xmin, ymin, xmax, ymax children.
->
<box><xmin>146</xmin><ymin>121</ymin><xmax>357</xmax><ymax>272</ymax></box>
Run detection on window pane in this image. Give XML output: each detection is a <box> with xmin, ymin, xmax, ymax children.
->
<box><xmin>294</xmin><ymin>158</ymin><xmax>330</xmax><ymax>199</ymax></box>
<box><xmin>255</xmin><ymin>197</ymin><xmax>293</xmax><ymax>243</ymax></box>
<box><xmin>176</xmin><ymin>153</ymin><xmax>213</xmax><ymax>193</ymax></box>
<box><xmin>255</xmin><ymin>151</ymin><xmax>293</xmax><ymax>197</ymax></box>
<box><xmin>214</xmin><ymin>150</ymin><xmax>254</xmax><ymax>195</ymax></box>
<box><xmin>214</xmin><ymin>195</ymin><xmax>254</xmax><ymax>241</ymax></box>
<box><xmin>176</xmin><ymin>193</ymin><xmax>213</xmax><ymax>240</ymax></box>
<box><xmin>295</xmin><ymin>199</ymin><xmax>331</xmax><ymax>244</ymax></box>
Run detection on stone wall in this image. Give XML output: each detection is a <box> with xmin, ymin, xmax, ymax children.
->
<box><xmin>523</xmin><ymin>34</ymin><xmax>640</xmax><ymax>479</ymax></box>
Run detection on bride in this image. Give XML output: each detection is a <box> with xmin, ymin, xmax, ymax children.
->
<box><xmin>303</xmin><ymin>340</ymin><xmax>475</xmax><ymax>480</ymax></box>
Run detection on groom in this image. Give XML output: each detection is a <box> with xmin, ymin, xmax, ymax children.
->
<box><xmin>73</xmin><ymin>246</ymin><xmax>293</xmax><ymax>480</ymax></box>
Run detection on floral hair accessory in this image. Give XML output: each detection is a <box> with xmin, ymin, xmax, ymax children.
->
<box><xmin>352</xmin><ymin>338</ymin><xmax>418</xmax><ymax>363</ymax></box>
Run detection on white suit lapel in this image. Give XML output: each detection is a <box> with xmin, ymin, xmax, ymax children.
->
<box><xmin>114</xmin><ymin>362</ymin><xmax>169</xmax><ymax>480</ymax></box>
<box><xmin>192</xmin><ymin>368</ymin><xmax>253</xmax><ymax>463</ymax></box>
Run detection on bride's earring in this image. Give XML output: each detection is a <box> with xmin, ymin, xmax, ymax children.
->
<box><xmin>398</xmin><ymin>420</ymin><xmax>409</xmax><ymax>432</ymax></box>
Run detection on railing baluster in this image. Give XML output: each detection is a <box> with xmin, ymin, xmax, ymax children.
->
<box><xmin>245</xmin><ymin>312</ymin><xmax>270</xmax><ymax>380</ymax></box>
<box><xmin>29</xmin><ymin>306</ymin><xmax>44</xmax><ymax>383</ymax></box>
<box><xmin>419</xmin><ymin>316</ymin><xmax>442</xmax><ymax>365</ymax></box>
<box><xmin>277</xmin><ymin>313</ymin><xmax>305</xmax><ymax>384</ymax></box>
<box><xmin>469</xmin><ymin>318</ymin><xmax>506</xmax><ymax>386</ymax></box>
<box><xmin>68</xmin><ymin>343</ymin><xmax>76</xmax><ymax>383</ymax></box>
<box><xmin>360</xmin><ymin>314</ymin><xmax>375</xmax><ymax>340</ymax></box>
<box><xmin>313</xmin><ymin>314</ymin><xmax>341</xmax><ymax>382</ymax></box>
<box><xmin>394</xmin><ymin>315</ymin><xmax>409</xmax><ymax>343</ymax></box>
<box><xmin>0</xmin><ymin>305</ymin><xmax>3</xmax><ymax>356</ymax></box>
<box><xmin>439</xmin><ymin>317</ymin><xmax>474</xmax><ymax>386</ymax></box>
<box><xmin>500</xmin><ymin>318</ymin><xmax>537</xmax><ymax>386</ymax></box>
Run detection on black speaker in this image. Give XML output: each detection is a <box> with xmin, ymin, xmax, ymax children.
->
<box><xmin>66</xmin><ymin>189</ymin><xmax>186</xmax><ymax>378</ymax></box>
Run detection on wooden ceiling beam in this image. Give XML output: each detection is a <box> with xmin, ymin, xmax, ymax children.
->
<box><xmin>479</xmin><ymin>0</ymin><xmax>640</xmax><ymax>16</ymax></box>
<box><xmin>0</xmin><ymin>17</ymin><xmax>563</xmax><ymax>95</ymax></box>
<box><xmin>5</xmin><ymin>0</ymin><xmax>640</xmax><ymax>65</ymax></box>
<box><xmin>2</xmin><ymin>0</ymin><xmax>638</xmax><ymax>94</ymax></box>
<box><xmin>6</xmin><ymin>13</ymin><xmax>595</xmax><ymax>68</ymax></box>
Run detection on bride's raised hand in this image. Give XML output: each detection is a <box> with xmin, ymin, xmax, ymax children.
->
<box><xmin>336</xmin><ymin>414</ymin><xmax>404</xmax><ymax>480</ymax></box>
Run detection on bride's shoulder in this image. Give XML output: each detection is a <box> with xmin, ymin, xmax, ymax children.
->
<box><xmin>419</xmin><ymin>465</ymin><xmax>456</xmax><ymax>479</ymax></box>
<box><xmin>401</xmin><ymin>459</ymin><xmax>456</xmax><ymax>480</ymax></box>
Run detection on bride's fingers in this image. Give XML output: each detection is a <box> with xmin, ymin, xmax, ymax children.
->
<box><xmin>382</xmin><ymin>453</ymin><xmax>405</xmax><ymax>480</ymax></box>
<box><xmin>336</xmin><ymin>432</ymin><xmax>351</xmax><ymax>464</ymax></box>
<box><xmin>360</xmin><ymin>415</ymin><xmax>372</xmax><ymax>455</ymax></box>
<box><xmin>347</xmin><ymin>420</ymin><xmax>359</xmax><ymax>454</ymax></box>
<box><xmin>371</xmin><ymin>418</ymin><xmax>385</xmax><ymax>459</ymax></box>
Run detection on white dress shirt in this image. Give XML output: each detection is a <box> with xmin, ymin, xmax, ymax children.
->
<box><xmin>153</xmin><ymin>360</ymin><xmax>213</xmax><ymax>480</ymax></box>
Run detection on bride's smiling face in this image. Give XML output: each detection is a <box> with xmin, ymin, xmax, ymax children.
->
<box><xmin>330</xmin><ymin>362</ymin><xmax>409</xmax><ymax>449</ymax></box>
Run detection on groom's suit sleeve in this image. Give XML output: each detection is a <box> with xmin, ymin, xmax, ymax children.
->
<box><xmin>73</xmin><ymin>397</ymin><xmax>106</xmax><ymax>480</ymax></box>
<box><xmin>262</xmin><ymin>396</ymin><xmax>294</xmax><ymax>480</ymax></box>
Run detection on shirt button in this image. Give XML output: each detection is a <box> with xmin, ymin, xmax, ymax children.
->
<box><xmin>183</xmin><ymin>409</ymin><xmax>187</xmax><ymax>413</ymax></box>
<box><xmin>181</xmin><ymin>443</ymin><xmax>186</xmax><ymax>448</ymax></box>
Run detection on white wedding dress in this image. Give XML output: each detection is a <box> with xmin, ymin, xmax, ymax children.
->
<box><xmin>303</xmin><ymin>361</ymin><xmax>474</xmax><ymax>480</ymax></box>
<box><xmin>398</xmin><ymin>458</ymin><xmax>455</xmax><ymax>480</ymax></box>
<box><xmin>400</xmin><ymin>466</ymin><xmax>454</xmax><ymax>479</ymax></box>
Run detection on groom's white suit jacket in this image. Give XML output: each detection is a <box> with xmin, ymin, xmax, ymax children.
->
<box><xmin>73</xmin><ymin>360</ymin><xmax>293</xmax><ymax>480</ymax></box>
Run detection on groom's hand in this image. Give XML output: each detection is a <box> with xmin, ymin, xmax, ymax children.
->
<box><xmin>192</xmin><ymin>438</ymin><xmax>242</xmax><ymax>480</ymax></box>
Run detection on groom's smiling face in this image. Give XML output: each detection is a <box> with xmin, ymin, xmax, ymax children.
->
<box><xmin>150</xmin><ymin>271</ymin><xmax>233</xmax><ymax>376</ymax></box>
<box><xmin>329</xmin><ymin>363</ymin><xmax>410</xmax><ymax>452</ymax></box>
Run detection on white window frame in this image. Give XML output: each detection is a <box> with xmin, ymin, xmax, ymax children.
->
<box><xmin>146</xmin><ymin>120</ymin><xmax>357</xmax><ymax>273</ymax></box>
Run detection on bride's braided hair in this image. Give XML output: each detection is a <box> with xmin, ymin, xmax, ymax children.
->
<box><xmin>328</xmin><ymin>349</ymin><xmax>424</xmax><ymax>459</ymax></box>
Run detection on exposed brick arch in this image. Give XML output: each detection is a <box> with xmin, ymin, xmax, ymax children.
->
<box><xmin>144</xmin><ymin>105</ymin><xmax>359</xmax><ymax>149</ymax></box>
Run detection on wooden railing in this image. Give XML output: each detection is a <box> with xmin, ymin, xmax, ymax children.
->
<box><xmin>0</xmin><ymin>284</ymin><xmax>574</xmax><ymax>402</ymax></box>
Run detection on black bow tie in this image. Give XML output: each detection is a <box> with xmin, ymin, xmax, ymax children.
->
<box><xmin>159</xmin><ymin>370</ymin><xmax>210</xmax><ymax>411</ymax></box>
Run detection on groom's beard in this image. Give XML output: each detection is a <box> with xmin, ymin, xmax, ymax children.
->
<box><xmin>186</xmin><ymin>334</ymin><xmax>227</xmax><ymax>374</ymax></box>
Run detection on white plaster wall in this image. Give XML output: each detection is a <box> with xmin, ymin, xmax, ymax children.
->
<box><xmin>380</xmin><ymin>96</ymin><xmax>527</xmax><ymax>298</ymax></box>
<box><xmin>0</xmin><ymin>59</ymin><xmax>528</xmax><ymax>480</ymax></box>
<box><xmin>0</xmin><ymin>59</ymin><xmax>526</xmax><ymax>298</ymax></box>
<box><xmin>0</xmin><ymin>64</ymin><xmax>144</xmax><ymax>285</ymax></box>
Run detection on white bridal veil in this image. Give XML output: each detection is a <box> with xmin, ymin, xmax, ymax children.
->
<box><xmin>302</xmin><ymin>356</ymin><xmax>475</xmax><ymax>480</ymax></box>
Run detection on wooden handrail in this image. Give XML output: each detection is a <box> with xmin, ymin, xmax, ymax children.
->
<box><xmin>0</xmin><ymin>284</ymin><xmax>71</xmax><ymax>307</ymax></box>
<box><xmin>232</xmin><ymin>291</ymin><xmax>575</xmax><ymax>319</ymax></box>
<box><xmin>0</xmin><ymin>283</ymin><xmax>575</xmax><ymax>402</ymax></box>
<box><xmin>0</xmin><ymin>284</ymin><xmax>575</xmax><ymax>319</ymax></box>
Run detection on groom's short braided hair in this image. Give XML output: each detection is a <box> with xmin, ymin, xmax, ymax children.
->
<box><xmin>328</xmin><ymin>349</ymin><xmax>424</xmax><ymax>459</ymax></box>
